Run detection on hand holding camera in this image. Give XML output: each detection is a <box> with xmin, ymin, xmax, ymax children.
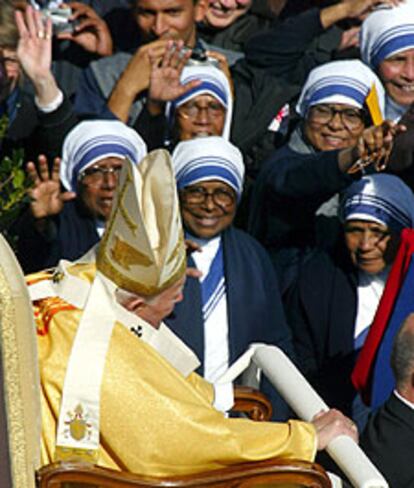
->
<box><xmin>29</xmin><ymin>0</ymin><xmax>112</xmax><ymax>56</ymax></box>
<box><xmin>54</xmin><ymin>2</ymin><xmax>113</xmax><ymax>57</ymax></box>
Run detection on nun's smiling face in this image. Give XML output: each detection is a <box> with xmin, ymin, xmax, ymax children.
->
<box><xmin>175</xmin><ymin>94</ymin><xmax>226</xmax><ymax>140</ymax></box>
<box><xmin>78</xmin><ymin>157</ymin><xmax>124</xmax><ymax>221</ymax></box>
<box><xmin>179</xmin><ymin>180</ymin><xmax>237</xmax><ymax>238</ymax></box>
<box><xmin>304</xmin><ymin>103</ymin><xmax>366</xmax><ymax>151</ymax></box>
<box><xmin>378</xmin><ymin>48</ymin><xmax>414</xmax><ymax>107</ymax></box>
<box><xmin>343</xmin><ymin>220</ymin><xmax>400</xmax><ymax>274</ymax></box>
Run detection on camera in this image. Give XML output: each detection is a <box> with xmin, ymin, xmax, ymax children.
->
<box><xmin>181</xmin><ymin>46</ymin><xmax>220</xmax><ymax>68</ymax></box>
<box><xmin>29</xmin><ymin>1</ymin><xmax>74</xmax><ymax>34</ymax></box>
<box><xmin>42</xmin><ymin>6</ymin><xmax>74</xmax><ymax>35</ymax></box>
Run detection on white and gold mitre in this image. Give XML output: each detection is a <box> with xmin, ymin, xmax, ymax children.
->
<box><xmin>97</xmin><ymin>150</ymin><xmax>186</xmax><ymax>296</ymax></box>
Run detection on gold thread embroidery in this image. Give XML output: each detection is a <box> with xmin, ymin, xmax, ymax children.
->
<box><xmin>110</xmin><ymin>235</ymin><xmax>153</xmax><ymax>270</ymax></box>
<box><xmin>119</xmin><ymin>171</ymin><xmax>138</xmax><ymax>234</ymax></box>
<box><xmin>0</xmin><ymin>254</ymin><xmax>38</xmax><ymax>486</ymax></box>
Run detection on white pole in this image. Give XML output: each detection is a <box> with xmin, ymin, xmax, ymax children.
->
<box><xmin>218</xmin><ymin>344</ymin><xmax>388</xmax><ymax>488</ymax></box>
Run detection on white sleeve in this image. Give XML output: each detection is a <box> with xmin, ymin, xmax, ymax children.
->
<box><xmin>213</xmin><ymin>381</ymin><xmax>234</xmax><ymax>413</ymax></box>
<box><xmin>35</xmin><ymin>89</ymin><xmax>64</xmax><ymax>113</ymax></box>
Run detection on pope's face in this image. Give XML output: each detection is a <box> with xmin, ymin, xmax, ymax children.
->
<box><xmin>141</xmin><ymin>276</ymin><xmax>186</xmax><ymax>326</ymax></box>
<box><xmin>378</xmin><ymin>48</ymin><xmax>414</xmax><ymax>107</ymax></box>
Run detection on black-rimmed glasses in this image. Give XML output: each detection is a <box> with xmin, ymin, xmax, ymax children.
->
<box><xmin>181</xmin><ymin>186</ymin><xmax>236</xmax><ymax>209</ymax></box>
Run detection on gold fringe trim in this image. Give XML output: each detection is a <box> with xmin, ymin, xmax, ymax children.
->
<box><xmin>0</xmin><ymin>262</ymin><xmax>31</xmax><ymax>487</ymax></box>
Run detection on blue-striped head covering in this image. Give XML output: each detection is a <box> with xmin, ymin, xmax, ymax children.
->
<box><xmin>172</xmin><ymin>136</ymin><xmax>244</xmax><ymax>200</ymax></box>
<box><xmin>60</xmin><ymin>120</ymin><xmax>147</xmax><ymax>192</ymax></box>
<box><xmin>340</xmin><ymin>174</ymin><xmax>414</xmax><ymax>232</ymax></box>
<box><xmin>361</xmin><ymin>1</ymin><xmax>414</xmax><ymax>69</ymax></box>
<box><xmin>166</xmin><ymin>64</ymin><xmax>233</xmax><ymax>140</ymax></box>
<box><xmin>296</xmin><ymin>60</ymin><xmax>385</xmax><ymax>117</ymax></box>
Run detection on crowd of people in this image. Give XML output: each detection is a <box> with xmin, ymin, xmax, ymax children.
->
<box><xmin>2</xmin><ymin>0</ymin><xmax>414</xmax><ymax>486</ymax></box>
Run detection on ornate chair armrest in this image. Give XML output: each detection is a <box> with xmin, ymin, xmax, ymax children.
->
<box><xmin>232</xmin><ymin>385</ymin><xmax>272</xmax><ymax>421</ymax></box>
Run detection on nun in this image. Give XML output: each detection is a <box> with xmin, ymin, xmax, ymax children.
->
<box><xmin>166</xmin><ymin>136</ymin><xmax>295</xmax><ymax>420</ymax></box>
<box><xmin>248</xmin><ymin>59</ymin><xmax>400</xmax><ymax>292</ymax></box>
<box><xmin>16</xmin><ymin>119</ymin><xmax>147</xmax><ymax>272</ymax></box>
<box><xmin>284</xmin><ymin>173</ymin><xmax>414</xmax><ymax>428</ymax></box>
<box><xmin>136</xmin><ymin>61</ymin><xmax>233</xmax><ymax>150</ymax></box>
<box><xmin>360</xmin><ymin>0</ymin><xmax>414</xmax><ymax>121</ymax></box>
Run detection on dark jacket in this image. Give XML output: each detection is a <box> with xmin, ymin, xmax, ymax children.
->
<box><xmin>244</xmin><ymin>7</ymin><xmax>342</xmax><ymax>78</ymax></box>
<box><xmin>283</xmin><ymin>244</ymin><xmax>360</xmax><ymax>415</ymax></box>
<box><xmin>197</xmin><ymin>0</ymin><xmax>277</xmax><ymax>53</ymax></box>
<box><xmin>1</xmin><ymin>86</ymin><xmax>78</xmax><ymax>163</ymax></box>
<box><xmin>15</xmin><ymin>199</ymin><xmax>99</xmax><ymax>273</ymax></box>
<box><xmin>361</xmin><ymin>393</ymin><xmax>414</xmax><ymax>488</ymax></box>
<box><xmin>248</xmin><ymin>140</ymin><xmax>358</xmax><ymax>291</ymax></box>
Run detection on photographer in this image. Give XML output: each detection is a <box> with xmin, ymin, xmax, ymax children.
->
<box><xmin>0</xmin><ymin>1</ymin><xmax>78</xmax><ymax>162</ymax></box>
<box><xmin>22</xmin><ymin>1</ymin><xmax>114</xmax><ymax>98</ymax></box>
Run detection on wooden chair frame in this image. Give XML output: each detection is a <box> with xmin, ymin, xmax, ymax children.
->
<box><xmin>37</xmin><ymin>458</ymin><xmax>331</xmax><ymax>488</ymax></box>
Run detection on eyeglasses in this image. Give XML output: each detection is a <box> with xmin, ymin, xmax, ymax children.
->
<box><xmin>79</xmin><ymin>165</ymin><xmax>123</xmax><ymax>186</ymax></box>
<box><xmin>308</xmin><ymin>104</ymin><xmax>365</xmax><ymax>131</ymax></box>
<box><xmin>177</xmin><ymin>100</ymin><xmax>225</xmax><ymax>119</ymax></box>
<box><xmin>344</xmin><ymin>225</ymin><xmax>391</xmax><ymax>244</ymax></box>
<box><xmin>181</xmin><ymin>186</ymin><xmax>236</xmax><ymax>208</ymax></box>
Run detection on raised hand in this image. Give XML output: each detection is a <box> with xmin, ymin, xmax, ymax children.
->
<box><xmin>56</xmin><ymin>2</ymin><xmax>113</xmax><ymax>57</ymax></box>
<box><xmin>320</xmin><ymin>0</ymin><xmax>403</xmax><ymax>29</ymax></box>
<box><xmin>108</xmin><ymin>39</ymin><xmax>169</xmax><ymax>122</ymax></box>
<box><xmin>338</xmin><ymin>26</ymin><xmax>361</xmax><ymax>52</ymax></box>
<box><xmin>148</xmin><ymin>40</ymin><xmax>201</xmax><ymax>103</ymax></box>
<box><xmin>27</xmin><ymin>156</ymin><xmax>76</xmax><ymax>221</ymax></box>
<box><xmin>15</xmin><ymin>5</ymin><xmax>52</xmax><ymax>82</ymax></box>
<box><xmin>338</xmin><ymin>120</ymin><xmax>406</xmax><ymax>174</ymax></box>
<box><xmin>350</xmin><ymin>120</ymin><xmax>406</xmax><ymax>172</ymax></box>
<box><xmin>341</xmin><ymin>0</ymin><xmax>403</xmax><ymax>20</ymax></box>
<box><xmin>15</xmin><ymin>5</ymin><xmax>60</xmax><ymax>107</ymax></box>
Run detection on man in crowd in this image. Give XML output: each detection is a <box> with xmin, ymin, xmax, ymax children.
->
<box><xmin>0</xmin><ymin>0</ymin><xmax>75</xmax><ymax>161</ymax></box>
<box><xmin>74</xmin><ymin>0</ymin><xmax>239</xmax><ymax>121</ymax></box>
<box><xmin>361</xmin><ymin>313</ymin><xmax>414</xmax><ymax>487</ymax></box>
<box><xmin>29</xmin><ymin>149</ymin><xmax>357</xmax><ymax>475</ymax></box>
<box><xmin>0</xmin><ymin>0</ymin><xmax>106</xmax><ymax>160</ymax></box>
